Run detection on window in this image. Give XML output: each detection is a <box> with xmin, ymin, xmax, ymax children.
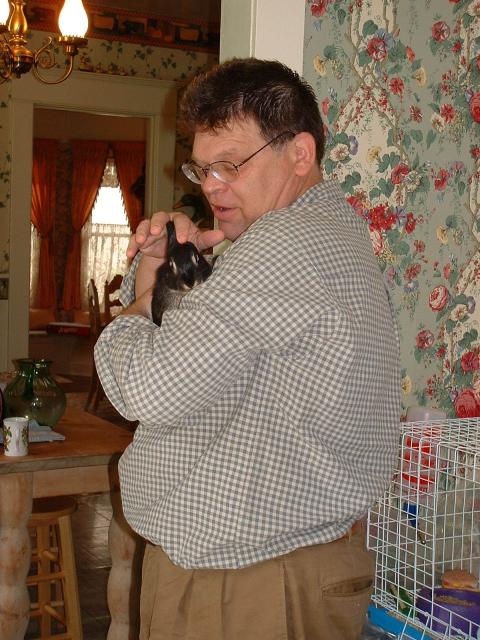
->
<box><xmin>80</xmin><ymin>156</ymin><xmax>130</xmax><ymax>309</ymax></box>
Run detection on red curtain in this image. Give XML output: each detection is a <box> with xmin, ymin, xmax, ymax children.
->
<box><xmin>112</xmin><ymin>141</ymin><xmax>146</xmax><ymax>232</ymax></box>
<box><xmin>31</xmin><ymin>139</ymin><xmax>58</xmax><ymax>308</ymax></box>
<box><xmin>62</xmin><ymin>140</ymin><xmax>109</xmax><ymax>311</ymax></box>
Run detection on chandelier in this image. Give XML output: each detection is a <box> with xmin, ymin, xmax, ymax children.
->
<box><xmin>0</xmin><ymin>0</ymin><xmax>88</xmax><ymax>84</ymax></box>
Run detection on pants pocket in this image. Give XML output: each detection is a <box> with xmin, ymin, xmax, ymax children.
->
<box><xmin>323</xmin><ymin>575</ymin><xmax>373</xmax><ymax>597</ymax></box>
<box><xmin>322</xmin><ymin>576</ymin><xmax>373</xmax><ymax>640</ymax></box>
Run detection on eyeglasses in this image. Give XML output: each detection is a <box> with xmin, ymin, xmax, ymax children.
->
<box><xmin>181</xmin><ymin>131</ymin><xmax>294</xmax><ymax>185</ymax></box>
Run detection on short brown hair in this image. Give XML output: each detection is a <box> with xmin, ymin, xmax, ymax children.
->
<box><xmin>179</xmin><ymin>58</ymin><xmax>325</xmax><ymax>165</ymax></box>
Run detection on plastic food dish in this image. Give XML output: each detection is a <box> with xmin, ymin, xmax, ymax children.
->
<box><xmin>416</xmin><ymin>587</ymin><xmax>480</xmax><ymax>637</ymax></box>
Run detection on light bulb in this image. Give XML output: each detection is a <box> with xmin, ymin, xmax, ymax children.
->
<box><xmin>58</xmin><ymin>0</ymin><xmax>88</xmax><ymax>38</ymax></box>
<box><xmin>0</xmin><ymin>0</ymin><xmax>10</xmax><ymax>26</ymax></box>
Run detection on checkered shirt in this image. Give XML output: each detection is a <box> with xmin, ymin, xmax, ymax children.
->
<box><xmin>94</xmin><ymin>179</ymin><xmax>401</xmax><ymax>569</ymax></box>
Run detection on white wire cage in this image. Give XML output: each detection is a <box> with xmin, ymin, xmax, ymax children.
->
<box><xmin>367</xmin><ymin>417</ymin><xmax>480</xmax><ymax>640</ymax></box>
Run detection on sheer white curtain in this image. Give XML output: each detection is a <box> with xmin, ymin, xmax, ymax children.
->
<box><xmin>80</xmin><ymin>156</ymin><xmax>130</xmax><ymax>309</ymax></box>
<box><xmin>80</xmin><ymin>220</ymin><xmax>130</xmax><ymax>309</ymax></box>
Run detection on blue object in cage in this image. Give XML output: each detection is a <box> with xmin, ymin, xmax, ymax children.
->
<box><xmin>368</xmin><ymin>605</ymin><xmax>434</xmax><ymax>640</ymax></box>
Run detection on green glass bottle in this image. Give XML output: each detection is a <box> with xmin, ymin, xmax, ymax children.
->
<box><xmin>4</xmin><ymin>358</ymin><xmax>66</xmax><ymax>427</ymax></box>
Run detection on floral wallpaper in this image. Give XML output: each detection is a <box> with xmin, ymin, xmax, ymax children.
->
<box><xmin>0</xmin><ymin>31</ymin><xmax>218</xmax><ymax>276</ymax></box>
<box><xmin>304</xmin><ymin>0</ymin><xmax>480</xmax><ymax>418</ymax></box>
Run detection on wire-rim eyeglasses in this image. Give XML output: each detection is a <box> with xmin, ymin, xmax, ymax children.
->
<box><xmin>181</xmin><ymin>130</ymin><xmax>295</xmax><ymax>185</ymax></box>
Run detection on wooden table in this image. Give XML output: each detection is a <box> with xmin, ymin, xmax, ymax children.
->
<box><xmin>0</xmin><ymin>407</ymin><xmax>143</xmax><ymax>640</ymax></box>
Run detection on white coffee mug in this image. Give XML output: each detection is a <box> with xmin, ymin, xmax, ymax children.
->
<box><xmin>3</xmin><ymin>417</ymin><xmax>29</xmax><ymax>456</ymax></box>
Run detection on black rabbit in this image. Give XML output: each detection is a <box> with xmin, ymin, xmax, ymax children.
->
<box><xmin>151</xmin><ymin>221</ymin><xmax>212</xmax><ymax>326</ymax></box>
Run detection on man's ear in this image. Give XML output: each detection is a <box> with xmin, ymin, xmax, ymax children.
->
<box><xmin>291</xmin><ymin>132</ymin><xmax>317</xmax><ymax>176</ymax></box>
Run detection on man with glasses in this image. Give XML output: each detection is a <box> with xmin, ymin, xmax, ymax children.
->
<box><xmin>95</xmin><ymin>58</ymin><xmax>400</xmax><ymax>640</ymax></box>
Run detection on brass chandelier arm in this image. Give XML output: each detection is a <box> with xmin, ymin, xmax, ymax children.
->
<box><xmin>33</xmin><ymin>36</ymin><xmax>56</xmax><ymax>69</ymax></box>
<box><xmin>0</xmin><ymin>35</ymin><xmax>88</xmax><ymax>85</ymax></box>
<box><xmin>30</xmin><ymin>36</ymin><xmax>87</xmax><ymax>85</ymax></box>
<box><xmin>0</xmin><ymin>1</ymin><xmax>89</xmax><ymax>84</ymax></box>
<box><xmin>31</xmin><ymin>49</ymin><xmax>75</xmax><ymax>85</ymax></box>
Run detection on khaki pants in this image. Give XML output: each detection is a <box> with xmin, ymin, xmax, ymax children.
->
<box><xmin>139</xmin><ymin>531</ymin><xmax>374</xmax><ymax>640</ymax></box>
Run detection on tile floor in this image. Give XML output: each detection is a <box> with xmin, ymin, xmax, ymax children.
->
<box><xmin>72</xmin><ymin>493</ymin><xmax>113</xmax><ymax>639</ymax></box>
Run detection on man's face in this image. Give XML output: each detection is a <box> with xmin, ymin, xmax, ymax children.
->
<box><xmin>191</xmin><ymin>119</ymin><xmax>299</xmax><ymax>241</ymax></box>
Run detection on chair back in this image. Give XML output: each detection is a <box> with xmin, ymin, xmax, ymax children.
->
<box><xmin>104</xmin><ymin>274</ymin><xmax>123</xmax><ymax>325</ymax></box>
<box><xmin>87</xmin><ymin>279</ymin><xmax>102</xmax><ymax>340</ymax></box>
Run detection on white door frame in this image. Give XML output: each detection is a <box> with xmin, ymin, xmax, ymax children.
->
<box><xmin>2</xmin><ymin>71</ymin><xmax>177</xmax><ymax>368</ymax></box>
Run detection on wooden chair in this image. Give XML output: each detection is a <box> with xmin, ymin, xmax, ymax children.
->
<box><xmin>84</xmin><ymin>279</ymin><xmax>105</xmax><ymax>412</ymax></box>
<box><xmin>103</xmin><ymin>274</ymin><xmax>123</xmax><ymax>325</ymax></box>
<box><xmin>27</xmin><ymin>496</ymin><xmax>82</xmax><ymax>639</ymax></box>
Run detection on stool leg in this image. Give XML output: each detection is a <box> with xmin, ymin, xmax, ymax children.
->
<box><xmin>36</xmin><ymin>524</ymin><xmax>53</xmax><ymax>638</ymax></box>
<box><xmin>50</xmin><ymin>526</ymin><xmax>63</xmax><ymax>610</ymax></box>
<box><xmin>58</xmin><ymin>514</ymin><xmax>83</xmax><ymax>640</ymax></box>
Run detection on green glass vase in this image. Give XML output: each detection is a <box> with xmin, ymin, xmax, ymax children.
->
<box><xmin>4</xmin><ymin>358</ymin><xmax>66</xmax><ymax>427</ymax></box>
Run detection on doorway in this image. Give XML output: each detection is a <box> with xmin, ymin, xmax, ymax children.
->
<box><xmin>29</xmin><ymin>108</ymin><xmax>149</xmax><ymax>375</ymax></box>
<box><xmin>3</xmin><ymin>71</ymin><xmax>177</xmax><ymax>370</ymax></box>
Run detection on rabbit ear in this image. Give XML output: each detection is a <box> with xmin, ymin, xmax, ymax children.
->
<box><xmin>166</xmin><ymin>221</ymin><xmax>177</xmax><ymax>254</ymax></box>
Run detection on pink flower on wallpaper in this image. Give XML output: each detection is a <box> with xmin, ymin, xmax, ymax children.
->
<box><xmin>440</xmin><ymin>104</ymin><xmax>456</xmax><ymax>123</ymax></box>
<box><xmin>366</xmin><ymin>36</ymin><xmax>387</xmax><ymax>61</ymax></box>
<box><xmin>414</xmin><ymin>240</ymin><xmax>425</xmax><ymax>253</ymax></box>
<box><xmin>391</xmin><ymin>163</ymin><xmax>410</xmax><ymax>184</ymax></box>
<box><xmin>389</xmin><ymin>77</ymin><xmax>404</xmax><ymax>97</ymax></box>
<box><xmin>321</xmin><ymin>97</ymin><xmax>330</xmax><ymax>116</ymax></box>
<box><xmin>416</xmin><ymin>329</ymin><xmax>435</xmax><ymax>350</ymax></box>
<box><xmin>429</xmin><ymin>285</ymin><xmax>449</xmax><ymax>312</ymax></box>
<box><xmin>410</xmin><ymin>106</ymin><xmax>423</xmax><ymax>122</ymax></box>
<box><xmin>443</xmin><ymin>263</ymin><xmax>452</xmax><ymax>279</ymax></box>
<box><xmin>369</xmin><ymin>229</ymin><xmax>383</xmax><ymax>256</ymax></box>
<box><xmin>405</xmin><ymin>46</ymin><xmax>415</xmax><ymax>62</ymax></box>
<box><xmin>405</xmin><ymin>213</ymin><xmax>417</xmax><ymax>234</ymax></box>
<box><xmin>347</xmin><ymin>192</ymin><xmax>367</xmax><ymax>215</ymax></box>
<box><xmin>461</xmin><ymin>351</ymin><xmax>480</xmax><ymax>373</ymax></box>
<box><xmin>369</xmin><ymin>204</ymin><xmax>396</xmax><ymax>232</ymax></box>
<box><xmin>452</xmin><ymin>40</ymin><xmax>462</xmax><ymax>54</ymax></box>
<box><xmin>471</xmin><ymin>146</ymin><xmax>480</xmax><ymax>160</ymax></box>
<box><xmin>454</xmin><ymin>389</ymin><xmax>480</xmax><ymax>418</ymax></box>
<box><xmin>311</xmin><ymin>0</ymin><xmax>329</xmax><ymax>17</ymax></box>
<box><xmin>469</xmin><ymin>92</ymin><xmax>480</xmax><ymax>124</ymax></box>
<box><xmin>434</xmin><ymin>169</ymin><xmax>450</xmax><ymax>191</ymax></box>
<box><xmin>405</xmin><ymin>263</ymin><xmax>421</xmax><ymax>281</ymax></box>
<box><xmin>449</xmin><ymin>0</ymin><xmax>461</xmax><ymax>3</ymax></box>
<box><xmin>432</xmin><ymin>21</ymin><xmax>451</xmax><ymax>42</ymax></box>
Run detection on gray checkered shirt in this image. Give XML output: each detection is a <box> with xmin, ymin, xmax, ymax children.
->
<box><xmin>95</xmin><ymin>179</ymin><xmax>401</xmax><ymax>569</ymax></box>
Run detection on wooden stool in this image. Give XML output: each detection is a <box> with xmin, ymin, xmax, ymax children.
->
<box><xmin>27</xmin><ymin>496</ymin><xmax>83</xmax><ymax>639</ymax></box>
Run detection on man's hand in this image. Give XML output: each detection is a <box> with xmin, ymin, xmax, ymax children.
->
<box><xmin>127</xmin><ymin>211</ymin><xmax>225</xmax><ymax>260</ymax></box>
<box><xmin>127</xmin><ymin>211</ymin><xmax>225</xmax><ymax>302</ymax></box>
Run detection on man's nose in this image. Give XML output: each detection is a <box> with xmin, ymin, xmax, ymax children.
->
<box><xmin>201</xmin><ymin>171</ymin><xmax>227</xmax><ymax>195</ymax></box>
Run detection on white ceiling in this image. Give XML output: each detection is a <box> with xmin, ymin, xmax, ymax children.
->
<box><xmin>92</xmin><ymin>0</ymin><xmax>221</xmax><ymax>23</ymax></box>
